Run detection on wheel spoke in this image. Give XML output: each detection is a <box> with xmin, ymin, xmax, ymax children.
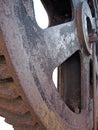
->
<box><xmin>43</xmin><ymin>21</ymin><xmax>80</xmax><ymax>67</ymax></box>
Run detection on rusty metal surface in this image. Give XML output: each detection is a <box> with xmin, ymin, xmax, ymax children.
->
<box><xmin>92</xmin><ymin>43</ymin><xmax>97</xmax><ymax>130</ymax></box>
<box><xmin>0</xmin><ymin>0</ymin><xmax>98</xmax><ymax>130</ymax></box>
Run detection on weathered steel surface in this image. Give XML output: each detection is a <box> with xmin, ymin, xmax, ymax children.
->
<box><xmin>92</xmin><ymin>43</ymin><xmax>97</xmax><ymax>130</ymax></box>
<box><xmin>0</xmin><ymin>0</ymin><xmax>98</xmax><ymax>130</ymax></box>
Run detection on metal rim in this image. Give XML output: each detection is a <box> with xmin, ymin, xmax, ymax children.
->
<box><xmin>0</xmin><ymin>0</ymin><xmax>98</xmax><ymax>129</ymax></box>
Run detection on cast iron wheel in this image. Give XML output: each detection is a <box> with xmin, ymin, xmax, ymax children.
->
<box><xmin>0</xmin><ymin>0</ymin><xmax>98</xmax><ymax>130</ymax></box>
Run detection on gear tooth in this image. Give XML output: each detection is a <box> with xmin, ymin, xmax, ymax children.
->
<box><xmin>0</xmin><ymin>50</ymin><xmax>45</xmax><ymax>130</ymax></box>
<box><xmin>5</xmin><ymin>112</ymin><xmax>37</xmax><ymax>127</ymax></box>
<box><xmin>0</xmin><ymin>64</ymin><xmax>12</xmax><ymax>80</ymax></box>
<box><xmin>0</xmin><ymin>82</ymin><xmax>19</xmax><ymax>99</ymax></box>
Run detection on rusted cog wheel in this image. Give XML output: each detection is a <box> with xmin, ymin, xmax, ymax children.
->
<box><xmin>0</xmin><ymin>0</ymin><xmax>98</xmax><ymax>130</ymax></box>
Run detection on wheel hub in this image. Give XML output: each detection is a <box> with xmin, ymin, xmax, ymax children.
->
<box><xmin>77</xmin><ymin>1</ymin><xmax>94</xmax><ymax>54</ymax></box>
